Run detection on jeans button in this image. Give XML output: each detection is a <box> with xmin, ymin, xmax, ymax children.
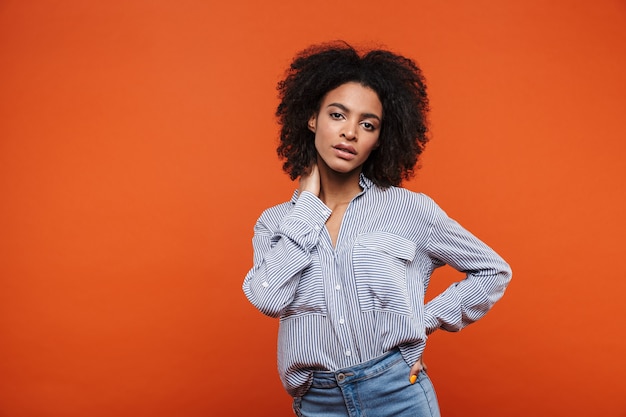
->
<box><xmin>337</xmin><ymin>373</ymin><xmax>346</xmax><ymax>382</ymax></box>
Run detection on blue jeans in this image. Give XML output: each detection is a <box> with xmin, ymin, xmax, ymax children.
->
<box><xmin>292</xmin><ymin>349</ymin><xmax>440</xmax><ymax>417</ymax></box>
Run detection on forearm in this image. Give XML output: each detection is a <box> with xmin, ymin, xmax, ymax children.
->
<box><xmin>243</xmin><ymin>192</ymin><xmax>330</xmax><ymax>317</ymax></box>
<box><xmin>424</xmin><ymin>208</ymin><xmax>512</xmax><ymax>334</ymax></box>
<box><xmin>424</xmin><ymin>262</ymin><xmax>511</xmax><ymax>333</ymax></box>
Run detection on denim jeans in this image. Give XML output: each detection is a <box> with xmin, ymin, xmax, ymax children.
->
<box><xmin>292</xmin><ymin>349</ymin><xmax>441</xmax><ymax>417</ymax></box>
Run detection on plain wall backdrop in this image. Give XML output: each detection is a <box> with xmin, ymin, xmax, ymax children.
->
<box><xmin>1</xmin><ymin>1</ymin><xmax>625</xmax><ymax>416</ymax></box>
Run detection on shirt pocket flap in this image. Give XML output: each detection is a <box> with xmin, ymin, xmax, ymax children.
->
<box><xmin>355</xmin><ymin>232</ymin><xmax>416</xmax><ymax>262</ymax></box>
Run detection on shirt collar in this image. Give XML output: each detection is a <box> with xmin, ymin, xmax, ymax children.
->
<box><xmin>290</xmin><ymin>173</ymin><xmax>374</xmax><ymax>204</ymax></box>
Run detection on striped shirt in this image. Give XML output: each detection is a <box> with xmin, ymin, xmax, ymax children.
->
<box><xmin>243</xmin><ymin>175</ymin><xmax>512</xmax><ymax>398</ymax></box>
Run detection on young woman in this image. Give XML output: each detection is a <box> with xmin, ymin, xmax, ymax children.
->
<box><xmin>242</xmin><ymin>41</ymin><xmax>512</xmax><ymax>417</ymax></box>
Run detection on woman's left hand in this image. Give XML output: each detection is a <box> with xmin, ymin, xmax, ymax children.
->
<box><xmin>409</xmin><ymin>357</ymin><xmax>427</xmax><ymax>384</ymax></box>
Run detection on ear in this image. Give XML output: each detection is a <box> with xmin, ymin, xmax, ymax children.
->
<box><xmin>308</xmin><ymin>115</ymin><xmax>317</xmax><ymax>132</ymax></box>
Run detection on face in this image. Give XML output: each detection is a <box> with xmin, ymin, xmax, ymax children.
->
<box><xmin>308</xmin><ymin>82</ymin><xmax>382</xmax><ymax>176</ymax></box>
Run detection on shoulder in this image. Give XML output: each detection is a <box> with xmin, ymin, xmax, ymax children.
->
<box><xmin>373</xmin><ymin>186</ymin><xmax>443</xmax><ymax>212</ymax></box>
<box><xmin>257</xmin><ymin>200</ymin><xmax>293</xmax><ymax>225</ymax></box>
<box><xmin>361</xmin><ymin>186</ymin><xmax>447</xmax><ymax>231</ymax></box>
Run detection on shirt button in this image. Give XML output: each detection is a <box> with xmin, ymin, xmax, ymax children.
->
<box><xmin>261</xmin><ymin>281</ymin><xmax>269</xmax><ymax>288</ymax></box>
<box><xmin>314</xmin><ymin>225</ymin><xmax>321</xmax><ymax>231</ymax></box>
<box><xmin>339</xmin><ymin>318</ymin><xmax>345</xmax><ymax>324</ymax></box>
<box><xmin>322</xmin><ymin>210</ymin><xmax>331</xmax><ymax>216</ymax></box>
<box><xmin>335</xmin><ymin>284</ymin><xmax>341</xmax><ymax>290</ymax></box>
<box><xmin>345</xmin><ymin>350</ymin><xmax>351</xmax><ymax>356</ymax></box>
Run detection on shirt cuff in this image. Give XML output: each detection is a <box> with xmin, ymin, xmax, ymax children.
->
<box><xmin>423</xmin><ymin>311</ymin><xmax>440</xmax><ymax>335</ymax></box>
<box><xmin>280</xmin><ymin>191</ymin><xmax>331</xmax><ymax>250</ymax></box>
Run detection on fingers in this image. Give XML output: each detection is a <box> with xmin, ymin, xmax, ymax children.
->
<box><xmin>409</xmin><ymin>358</ymin><xmax>425</xmax><ymax>384</ymax></box>
<box><xmin>298</xmin><ymin>164</ymin><xmax>320</xmax><ymax>197</ymax></box>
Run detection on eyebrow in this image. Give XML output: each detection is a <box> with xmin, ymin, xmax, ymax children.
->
<box><xmin>327</xmin><ymin>102</ymin><xmax>381</xmax><ymax>121</ymax></box>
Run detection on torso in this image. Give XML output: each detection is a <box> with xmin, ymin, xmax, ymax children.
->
<box><xmin>325</xmin><ymin>202</ymin><xmax>349</xmax><ymax>247</ymax></box>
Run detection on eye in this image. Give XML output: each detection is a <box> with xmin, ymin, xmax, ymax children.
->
<box><xmin>330</xmin><ymin>112</ymin><xmax>344</xmax><ymax>120</ymax></box>
<box><xmin>361</xmin><ymin>121</ymin><xmax>377</xmax><ymax>131</ymax></box>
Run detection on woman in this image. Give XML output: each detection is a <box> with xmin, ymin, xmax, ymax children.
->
<box><xmin>242</xmin><ymin>41</ymin><xmax>512</xmax><ymax>417</ymax></box>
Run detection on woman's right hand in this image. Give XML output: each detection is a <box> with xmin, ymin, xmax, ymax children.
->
<box><xmin>298</xmin><ymin>164</ymin><xmax>320</xmax><ymax>197</ymax></box>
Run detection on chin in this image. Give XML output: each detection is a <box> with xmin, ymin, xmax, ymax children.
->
<box><xmin>330</xmin><ymin>165</ymin><xmax>361</xmax><ymax>175</ymax></box>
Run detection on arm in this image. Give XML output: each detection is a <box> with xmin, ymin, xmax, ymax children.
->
<box><xmin>242</xmin><ymin>191</ymin><xmax>330</xmax><ymax>318</ymax></box>
<box><xmin>423</xmin><ymin>207</ymin><xmax>512</xmax><ymax>334</ymax></box>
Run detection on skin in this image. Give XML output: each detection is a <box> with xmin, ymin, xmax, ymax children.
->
<box><xmin>299</xmin><ymin>82</ymin><xmax>426</xmax><ymax>383</ymax></box>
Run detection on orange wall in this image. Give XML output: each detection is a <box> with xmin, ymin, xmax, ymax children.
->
<box><xmin>1</xmin><ymin>1</ymin><xmax>625</xmax><ymax>416</ymax></box>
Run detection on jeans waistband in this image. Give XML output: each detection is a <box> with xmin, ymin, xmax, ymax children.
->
<box><xmin>310</xmin><ymin>349</ymin><xmax>404</xmax><ymax>388</ymax></box>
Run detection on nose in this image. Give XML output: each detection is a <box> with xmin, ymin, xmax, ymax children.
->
<box><xmin>341</xmin><ymin>122</ymin><xmax>357</xmax><ymax>141</ymax></box>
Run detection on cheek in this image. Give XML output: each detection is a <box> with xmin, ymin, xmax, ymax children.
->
<box><xmin>372</xmin><ymin>136</ymin><xmax>380</xmax><ymax>149</ymax></box>
<box><xmin>313</xmin><ymin>126</ymin><xmax>331</xmax><ymax>147</ymax></box>
<box><xmin>313</xmin><ymin>132</ymin><xmax>321</xmax><ymax>147</ymax></box>
<box><xmin>313</xmin><ymin>134</ymin><xmax>325</xmax><ymax>156</ymax></box>
<box><xmin>365</xmin><ymin>136</ymin><xmax>381</xmax><ymax>153</ymax></box>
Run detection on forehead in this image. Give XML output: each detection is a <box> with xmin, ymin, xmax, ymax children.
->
<box><xmin>321</xmin><ymin>82</ymin><xmax>382</xmax><ymax>115</ymax></box>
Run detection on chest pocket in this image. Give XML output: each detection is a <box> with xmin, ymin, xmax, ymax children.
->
<box><xmin>352</xmin><ymin>232</ymin><xmax>416</xmax><ymax>315</ymax></box>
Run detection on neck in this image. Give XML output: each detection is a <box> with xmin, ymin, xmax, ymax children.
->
<box><xmin>317</xmin><ymin>164</ymin><xmax>363</xmax><ymax>208</ymax></box>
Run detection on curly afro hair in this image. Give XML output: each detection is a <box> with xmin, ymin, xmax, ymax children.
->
<box><xmin>276</xmin><ymin>40</ymin><xmax>430</xmax><ymax>188</ymax></box>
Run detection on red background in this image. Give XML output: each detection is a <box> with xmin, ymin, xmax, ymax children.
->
<box><xmin>1</xmin><ymin>1</ymin><xmax>625</xmax><ymax>416</ymax></box>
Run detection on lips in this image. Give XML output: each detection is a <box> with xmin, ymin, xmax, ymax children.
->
<box><xmin>332</xmin><ymin>144</ymin><xmax>357</xmax><ymax>161</ymax></box>
<box><xmin>333</xmin><ymin>144</ymin><xmax>356</xmax><ymax>155</ymax></box>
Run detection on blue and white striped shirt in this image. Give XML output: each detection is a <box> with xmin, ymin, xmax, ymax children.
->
<box><xmin>243</xmin><ymin>175</ymin><xmax>512</xmax><ymax>398</ymax></box>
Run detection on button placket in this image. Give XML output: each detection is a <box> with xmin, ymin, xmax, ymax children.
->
<box><xmin>327</xmin><ymin>247</ymin><xmax>354</xmax><ymax>365</ymax></box>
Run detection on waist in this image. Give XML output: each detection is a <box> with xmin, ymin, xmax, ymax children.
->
<box><xmin>310</xmin><ymin>348</ymin><xmax>404</xmax><ymax>388</ymax></box>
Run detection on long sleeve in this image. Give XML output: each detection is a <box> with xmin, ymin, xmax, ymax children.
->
<box><xmin>242</xmin><ymin>192</ymin><xmax>331</xmax><ymax>318</ymax></box>
<box><xmin>423</xmin><ymin>207</ymin><xmax>512</xmax><ymax>334</ymax></box>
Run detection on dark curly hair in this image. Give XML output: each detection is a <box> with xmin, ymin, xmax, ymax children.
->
<box><xmin>276</xmin><ymin>41</ymin><xmax>429</xmax><ymax>188</ymax></box>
